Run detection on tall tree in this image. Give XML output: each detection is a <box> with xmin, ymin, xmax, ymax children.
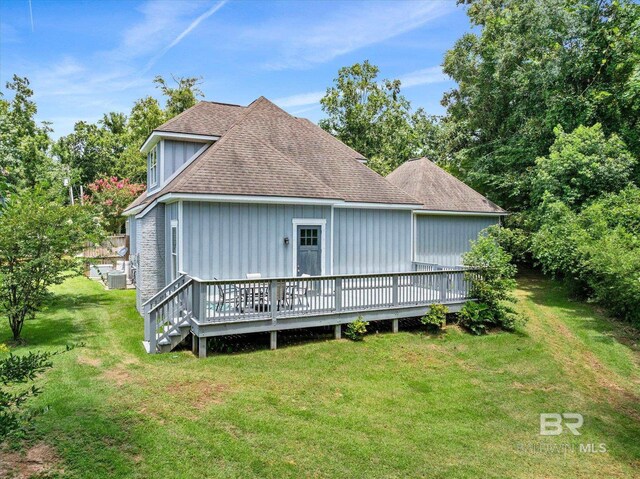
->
<box><xmin>0</xmin><ymin>76</ymin><xmax>56</xmax><ymax>190</ymax></box>
<box><xmin>442</xmin><ymin>0</ymin><xmax>640</xmax><ymax>210</ymax></box>
<box><xmin>154</xmin><ymin>75</ymin><xmax>204</xmax><ymax>118</ymax></box>
<box><xmin>319</xmin><ymin>61</ymin><xmax>441</xmax><ymax>175</ymax></box>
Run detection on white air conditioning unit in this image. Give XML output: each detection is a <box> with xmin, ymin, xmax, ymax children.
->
<box><xmin>107</xmin><ymin>271</ymin><xmax>127</xmax><ymax>290</ymax></box>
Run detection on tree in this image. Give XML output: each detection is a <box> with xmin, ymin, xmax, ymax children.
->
<box><xmin>0</xmin><ymin>189</ymin><xmax>99</xmax><ymax>341</ymax></box>
<box><xmin>319</xmin><ymin>61</ymin><xmax>442</xmax><ymax>175</ymax></box>
<box><xmin>154</xmin><ymin>75</ymin><xmax>203</xmax><ymax>118</ymax></box>
<box><xmin>0</xmin><ymin>76</ymin><xmax>57</xmax><ymax>191</ymax></box>
<box><xmin>532</xmin><ymin>124</ymin><xmax>637</xmax><ymax>208</ymax></box>
<box><xmin>442</xmin><ymin>0</ymin><xmax>640</xmax><ymax>210</ymax></box>
<box><xmin>53</xmin><ymin>121</ymin><xmax>123</xmax><ymax>186</ymax></box>
<box><xmin>86</xmin><ymin>176</ymin><xmax>145</xmax><ymax>233</ymax></box>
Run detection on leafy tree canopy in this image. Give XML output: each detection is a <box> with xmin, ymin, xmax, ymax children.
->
<box><xmin>319</xmin><ymin>61</ymin><xmax>442</xmax><ymax>175</ymax></box>
<box><xmin>532</xmin><ymin>123</ymin><xmax>637</xmax><ymax>208</ymax></box>
<box><xmin>442</xmin><ymin>0</ymin><xmax>640</xmax><ymax>210</ymax></box>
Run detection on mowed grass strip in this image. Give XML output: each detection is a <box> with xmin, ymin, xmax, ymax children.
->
<box><xmin>1</xmin><ymin>273</ymin><xmax>639</xmax><ymax>479</ymax></box>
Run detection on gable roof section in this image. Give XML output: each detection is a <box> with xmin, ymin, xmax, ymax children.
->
<box><xmin>386</xmin><ymin>158</ymin><xmax>506</xmax><ymax>214</ymax></box>
<box><xmin>126</xmin><ymin>97</ymin><xmax>421</xmax><ymax>213</ymax></box>
<box><xmin>155</xmin><ymin>101</ymin><xmax>246</xmax><ymax>136</ymax></box>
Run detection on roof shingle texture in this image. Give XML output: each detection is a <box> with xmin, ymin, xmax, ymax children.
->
<box><xmin>128</xmin><ymin>97</ymin><xmax>421</xmax><ymax>211</ymax></box>
<box><xmin>386</xmin><ymin>157</ymin><xmax>506</xmax><ymax>214</ymax></box>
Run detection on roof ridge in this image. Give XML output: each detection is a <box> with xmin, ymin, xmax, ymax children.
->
<box><xmin>168</xmin><ymin>97</ymin><xmax>343</xmax><ymax>200</ymax></box>
<box><xmin>293</xmin><ymin>117</ymin><xmax>422</xmax><ymax>205</ymax></box>
<box><xmin>201</xmin><ymin>100</ymin><xmax>246</xmax><ymax>108</ymax></box>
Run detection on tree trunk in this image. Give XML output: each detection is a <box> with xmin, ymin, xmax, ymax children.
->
<box><xmin>9</xmin><ymin>315</ymin><xmax>24</xmax><ymax>341</ymax></box>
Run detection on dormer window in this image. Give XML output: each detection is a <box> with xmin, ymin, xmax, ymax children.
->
<box><xmin>148</xmin><ymin>146</ymin><xmax>158</xmax><ymax>187</ymax></box>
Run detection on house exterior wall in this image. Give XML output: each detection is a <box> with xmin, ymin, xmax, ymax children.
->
<box><xmin>181</xmin><ymin>201</ymin><xmax>332</xmax><ymax>279</ymax></box>
<box><xmin>332</xmin><ymin>208</ymin><xmax>412</xmax><ymax>274</ymax></box>
<box><xmin>163</xmin><ymin>140</ymin><xmax>202</xmax><ymax>183</ymax></box>
<box><xmin>414</xmin><ymin>214</ymin><xmax>499</xmax><ymax>266</ymax></box>
<box><xmin>135</xmin><ymin>204</ymin><xmax>166</xmax><ymax>311</ymax></box>
<box><xmin>164</xmin><ymin>202</ymin><xmax>179</xmax><ymax>284</ymax></box>
<box><xmin>127</xmin><ymin>216</ymin><xmax>137</xmax><ymax>257</ymax></box>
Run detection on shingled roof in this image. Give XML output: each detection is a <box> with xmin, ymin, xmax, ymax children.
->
<box><xmin>386</xmin><ymin>158</ymin><xmax>506</xmax><ymax>214</ymax></box>
<box><xmin>126</xmin><ymin>97</ymin><xmax>421</xmax><ymax>212</ymax></box>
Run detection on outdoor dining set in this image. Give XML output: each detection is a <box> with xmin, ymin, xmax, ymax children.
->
<box><xmin>209</xmin><ymin>273</ymin><xmax>312</xmax><ymax>314</ymax></box>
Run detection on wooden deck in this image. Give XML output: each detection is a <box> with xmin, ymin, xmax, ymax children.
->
<box><xmin>142</xmin><ymin>267</ymin><xmax>479</xmax><ymax>356</ymax></box>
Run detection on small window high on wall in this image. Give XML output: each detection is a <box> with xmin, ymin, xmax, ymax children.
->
<box><xmin>148</xmin><ymin>145</ymin><xmax>158</xmax><ymax>187</ymax></box>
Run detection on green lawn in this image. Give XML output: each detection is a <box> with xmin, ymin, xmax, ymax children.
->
<box><xmin>1</xmin><ymin>272</ymin><xmax>639</xmax><ymax>478</ymax></box>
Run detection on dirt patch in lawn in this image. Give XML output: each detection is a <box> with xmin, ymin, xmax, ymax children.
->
<box><xmin>166</xmin><ymin>380</ymin><xmax>231</xmax><ymax>411</ymax></box>
<box><xmin>0</xmin><ymin>443</ymin><xmax>63</xmax><ymax>479</ymax></box>
<box><xmin>77</xmin><ymin>355</ymin><xmax>102</xmax><ymax>368</ymax></box>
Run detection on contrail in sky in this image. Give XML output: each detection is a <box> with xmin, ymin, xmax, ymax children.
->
<box><xmin>28</xmin><ymin>0</ymin><xmax>34</xmax><ymax>32</ymax></box>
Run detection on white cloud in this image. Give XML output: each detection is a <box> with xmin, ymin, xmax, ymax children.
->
<box><xmin>273</xmin><ymin>90</ymin><xmax>325</xmax><ymax>108</ymax></box>
<box><xmin>21</xmin><ymin>0</ymin><xmax>226</xmax><ymax>137</ymax></box>
<box><xmin>142</xmin><ymin>0</ymin><xmax>227</xmax><ymax>72</ymax></box>
<box><xmin>399</xmin><ymin>66</ymin><xmax>448</xmax><ymax>88</ymax></box>
<box><xmin>245</xmin><ymin>1</ymin><xmax>453</xmax><ymax>70</ymax></box>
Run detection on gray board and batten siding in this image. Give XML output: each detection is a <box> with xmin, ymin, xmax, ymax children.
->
<box><xmin>414</xmin><ymin>214</ymin><xmax>499</xmax><ymax>266</ymax></box>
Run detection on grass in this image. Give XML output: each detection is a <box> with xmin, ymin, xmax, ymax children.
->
<box><xmin>1</xmin><ymin>271</ymin><xmax>639</xmax><ymax>478</ymax></box>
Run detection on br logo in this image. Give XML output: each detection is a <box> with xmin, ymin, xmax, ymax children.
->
<box><xmin>539</xmin><ymin>413</ymin><xmax>583</xmax><ymax>436</ymax></box>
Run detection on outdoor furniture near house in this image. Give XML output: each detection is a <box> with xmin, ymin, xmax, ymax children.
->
<box><xmin>212</xmin><ymin>279</ymin><xmax>244</xmax><ymax>313</ymax></box>
<box><xmin>285</xmin><ymin>273</ymin><xmax>311</xmax><ymax>308</ymax></box>
<box><xmin>243</xmin><ymin>273</ymin><xmax>269</xmax><ymax>311</ymax></box>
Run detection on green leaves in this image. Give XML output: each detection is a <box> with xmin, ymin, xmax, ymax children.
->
<box><xmin>319</xmin><ymin>61</ymin><xmax>442</xmax><ymax>175</ymax></box>
<box><xmin>0</xmin><ymin>189</ymin><xmax>100</xmax><ymax>340</ymax></box>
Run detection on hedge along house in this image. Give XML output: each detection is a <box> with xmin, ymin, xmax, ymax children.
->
<box><xmin>123</xmin><ymin>97</ymin><xmax>506</xmax><ymax>356</ymax></box>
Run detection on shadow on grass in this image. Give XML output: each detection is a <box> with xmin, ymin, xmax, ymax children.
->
<box><xmin>2</xmin><ymin>292</ymin><xmax>121</xmax><ymax>349</ymax></box>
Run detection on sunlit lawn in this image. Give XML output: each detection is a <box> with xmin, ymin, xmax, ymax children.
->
<box><xmin>1</xmin><ymin>272</ymin><xmax>639</xmax><ymax>478</ymax></box>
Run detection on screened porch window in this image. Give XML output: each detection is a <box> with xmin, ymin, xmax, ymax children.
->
<box><xmin>148</xmin><ymin>146</ymin><xmax>158</xmax><ymax>187</ymax></box>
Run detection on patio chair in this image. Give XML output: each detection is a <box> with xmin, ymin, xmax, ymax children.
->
<box><xmin>212</xmin><ymin>279</ymin><xmax>243</xmax><ymax>313</ymax></box>
<box><xmin>286</xmin><ymin>274</ymin><xmax>311</xmax><ymax>308</ymax></box>
<box><xmin>244</xmin><ymin>273</ymin><xmax>268</xmax><ymax>310</ymax></box>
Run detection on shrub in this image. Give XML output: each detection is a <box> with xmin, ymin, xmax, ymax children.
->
<box><xmin>463</xmin><ymin>230</ymin><xmax>525</xmax><ymax>332</ymax></box>
<box><xmin>458</xmin><ymin>301</ymin><xmax>494</xmax><ymax>335</ymax></box>
<box><xmin>421</xmin><ymin>304</ymin><xmax>449</xmax><ymax>331</ymax></box>
<box><xmin>344</xmin><ymin>317</ymin><xmax>369</xmax><ymax>341</ymax></box>
<box><xmin>0</xmin><ymin>345</ymin><xmax>76</xmax><ymax>440</ymax></box>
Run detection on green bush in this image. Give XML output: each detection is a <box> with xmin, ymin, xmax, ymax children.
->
<box><xmin>344</xmin><ymin>317</ymin><xmax>369</xmax><ymax>341</ymax></box>
<box><xmin>421</xmin><ymin>304</ymin><xmax>449</xmax><ymax>331</ymax></box>
<box><xmin>531</xmin><ymin>187</ymin><xmax>640</xmax><ymax>326</ymax></box>
<box><xmin>458</xmin><ymin>301</ymin><xmax>493</xmax><ymax>335</ymax></box>
<box><xmin>463</xmin><ymin>230</ymin><xmax>525</xmax><ymax>332</ymax></box>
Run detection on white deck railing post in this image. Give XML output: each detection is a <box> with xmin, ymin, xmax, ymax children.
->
<box><xmin>335</xmin><ymin>277</ymin><xmax>342</xmax><ymax>312</ymax></box>
<box><xmin>439</xmin><ymin>273</ymin><xmax>447</xmax><ymax>303</ymax></box>
<box><xmin>149</xmin><ymin>310</ymin><xmax>157</xmax><ymax>354</ymax></box>
<box><xmin>191</xmin><ymin>279</ymin><xmax>201</xmax><ymax>321</ymax></box>
<box><xmin>392</xmin><ymin>274</ymin><xmax>399</xmax><ymax>306</ymax></box>
<box><xmin>270</xmin><ymin>279</ymin><xmax>278</xmax><ymax>324</ymax></box>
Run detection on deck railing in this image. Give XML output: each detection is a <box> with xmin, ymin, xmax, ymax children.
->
<box><xmin>189</xmin><ymin>269</ymin><xmax>480</xmax><ymax>324</ymax></box>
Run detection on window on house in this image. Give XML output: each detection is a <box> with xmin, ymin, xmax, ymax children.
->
<box><xmin>299</xmin><ymin>228</ymin><xmax>318</xmax><ymax>246</ymax></box>
<box><xmin>171</xmin><ymin>221</ymin><xmax>178</xmax><ymax>280</ymax></box>
<box><xmin>148</xmin><ymin>146</ymin><xmax>158</xmax><ymax>187</ymax></box>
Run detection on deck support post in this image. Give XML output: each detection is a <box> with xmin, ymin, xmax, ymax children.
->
<box><xmin>270</xmin><ymin>331</ymin><xmax>277</xmax><ymax>350</ymax></box>
<box><xmin>191</xmin><ymin>333</ymin><xmax>198</xmax><ymax>355</ymax></box>
<box><xmin>198</xmin><ymin>336</ymin><xmax>207</xmax><ymax>358</ymax></box>
<box><xmin>334</xmin><ymin>324</ymin><xmax>341</xmax><ymax>339</ymax></box>
<box><xmin>392</xmin><ymin>319</ymin><xmax>399</xmax><ymax>333</ymax></box>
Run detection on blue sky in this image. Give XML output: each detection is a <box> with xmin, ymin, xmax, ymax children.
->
<box><xmin>0</xmin><ymin>0</ymin><xmax>472</xmax><ymax>138</ymax></box>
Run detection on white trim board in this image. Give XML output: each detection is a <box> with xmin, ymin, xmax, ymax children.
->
<box><xmin>157</xmin><ymin>193</ymin><xmax>418</xmax><ymax>210</ymax></box>
<box><xmin>141</xmin><ymin>131</ymin><xmax>220</xmax><ymax>153</ymax></box>
<box><xmin>292</xmin><ymin>219</ymin><xmax>327</xmax><ymax>277</ymax></box>
<box><xmin>413</xmin><ymin>209</ymin><xmax>507</xmax><ymax>217</ymax></box>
